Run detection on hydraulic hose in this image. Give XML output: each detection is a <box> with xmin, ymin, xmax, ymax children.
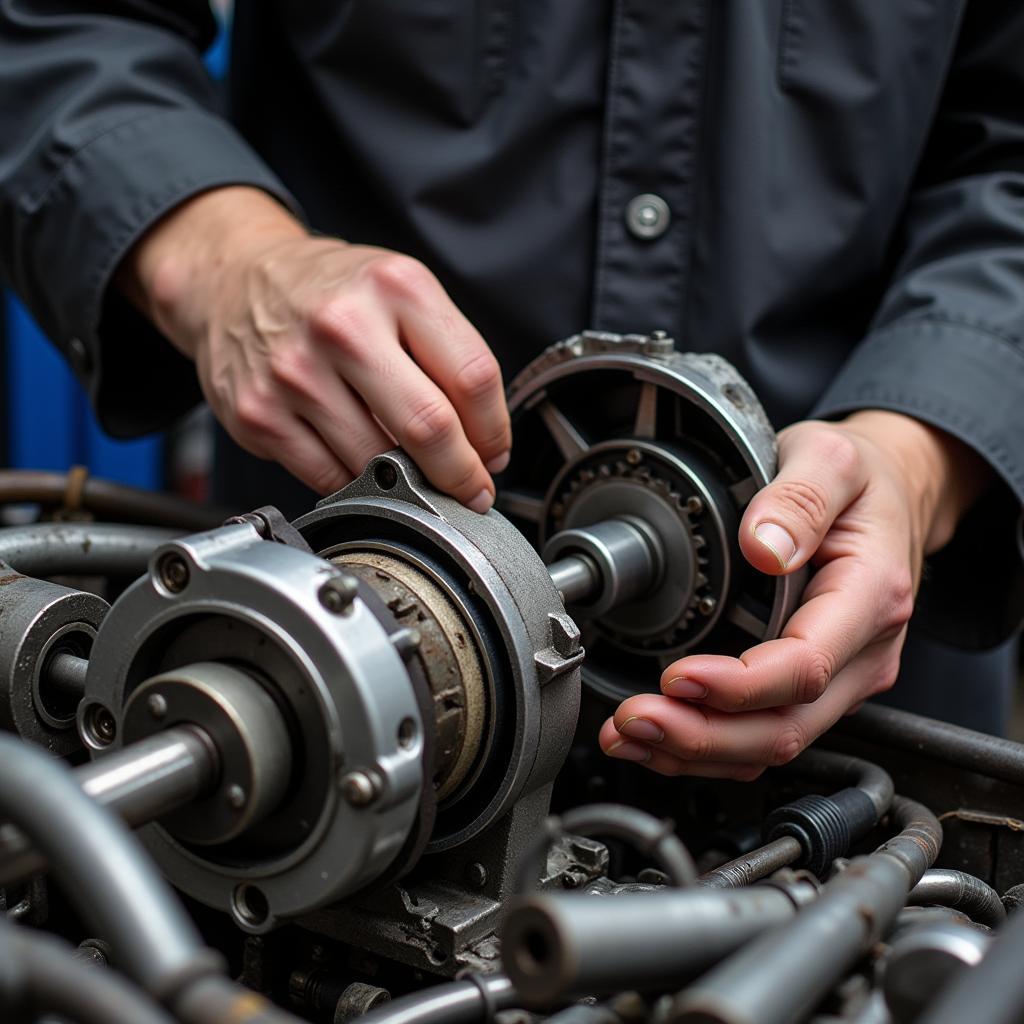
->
<box><xmin>0</xmin><ymin>733</ymin><xmax>218</xmax><ymax>1000</ymax></box>
<box><xmin>908</xmin><ymin>869</ymin><xmax>1006</xmax><ymax>929</ymax></box>
<box><xmin>0</xmin><ymin>922</ymin><xmax>175</xmax><ymax>1024</ymax></box>
<box><xmin>352</xmin><ymin>975</ymin><xmax>517</xmax><ymax>1024</ymax></box>
<box><xmin>670</xmin><ymin>797</ymin><xmax>942</xmax><ymax>1024</ymax></box>
<box><xmin>0</xmin><ymin>468</ymin><xmax>227</xmax><ymax>531</ymax></box>
<box><xmin>0</xmin><ymin>522</ymin><xmax>178</xmax><ymax>578</ymax></box>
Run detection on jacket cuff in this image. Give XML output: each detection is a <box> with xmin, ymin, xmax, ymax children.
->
<box><xmin>24</xmin><ymin>107</ymin><xmax>302</xmax><ymax>436</ymax></box>
<box><xmin>813</xmin><ymin>314</ymin><xmax>1024</xmax><ymax>649</ymax></box>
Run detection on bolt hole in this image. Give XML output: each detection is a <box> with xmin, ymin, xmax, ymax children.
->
<box><xmin>82</xmin><ymin>703</ymin><xmax>116</xmax><ymax>747</ymax></box>
<box><xmin>397</xmin><ymin>717</ymin><xmax>417</xmax><ymax>749</ymax></box>
<box><xmin>373</xmin><ymin>460</ymin><xmax>399</xmax><ymax>491</ymax></box>
<box><xmin>233</xmin><ymin>884</ymin><xmax>270</xmax><ymax>927</ymax></box>
<box><xmin>156</xmin><ymin>552</ymin><xmax>190</xmax><ymax>594</ymax></box>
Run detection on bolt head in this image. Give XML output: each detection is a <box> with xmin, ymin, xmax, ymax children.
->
<box><xmin>147</xmin><ymin>692</ymin><xmax>168</xmax><ymax>720</ymax></box>
<box><xmin>157</xmin><ymin>553</ymin><xmax>190</xmax><ymax>593</ymax></box>
<box><xmin>698</xmin><ymin>596</ymin><xmax>717</xmax><ymax>616</ymax></box>
<box><xmin>686</xmin><ymin>495</ymin><xmax>705</xmax><ymax>516</ymax></box>
<box><xmin>226</xmin><ymin>784</ymin><xmax>247</xmax><ymax>810</ymax></box>
<box><xmin>626</xmin><ymin>448</ymin><xmax>643</xmax><ymax>466</ymax></box>
<box><xmin>341</xmin><ymin>770</ymin><xmax>379</xmax><ymax>807</ymax></box>
<box><xmin>319</xmin><ymin>575</ymin><xmax>359</xmax><ymax>615</ymax></box>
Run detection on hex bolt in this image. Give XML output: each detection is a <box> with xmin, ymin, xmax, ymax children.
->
<box><xmin>698</xmin><ymin>596</ymin><xmax>717</xmax><ymax>616</ymax></box>
<box><xmin>686</xmin><ymin>495</ymin><xmax>705</xmax><ymax>516</ymax></box>
<box><xmin>465</xmin><ymin>862</ymin><xmax>488</xmax><ymax>889</ymax></box>
<box><xmin>340</xmin><ymin>770</ymin><xmax>379</xmax><ymax>808</ymax></box>
<box><xmin>227</xmin><ymin>784</ymin><xmax>247</xmax><ymax>810</ymax></box>
<box><xmin>158</xmin><ymin>553</ymin><xmax>190</xmax><ymax>594</ymax></box>
<box><xmin>319</xmin><ymin>575</ymin><xmax>359</xmax><ymax>615</ymax></box>
<box><xmin>389</xmin><ymin>627</ymin><xmax>422</xmax><ymax>663</ymax></box>
<box><xmin>146</xmin><ymin>692</ymin><xmax>168</xmax><ymax>720</ymax></box>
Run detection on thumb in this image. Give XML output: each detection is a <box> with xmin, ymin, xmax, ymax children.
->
<box><xmin>740</xmin><ymin>426</ymin><xmax>868</xmax><ymax>575</ymax></box>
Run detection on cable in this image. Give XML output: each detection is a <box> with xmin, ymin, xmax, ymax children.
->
<box><xmin>0</xmin><ymin>921</ymin><xmax>175</xmax><ymax>1024</ymax></box>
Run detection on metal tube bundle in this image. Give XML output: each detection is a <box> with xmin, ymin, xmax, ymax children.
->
<box><xmin>501</xmin><ymin>883</ymin><xmax>814</xmax><ymax>1006</ymax></box>
<box><xmin>669</xmin><ymin>797</ymin><xmax>943</xmax><ymax>1024</ymax></box>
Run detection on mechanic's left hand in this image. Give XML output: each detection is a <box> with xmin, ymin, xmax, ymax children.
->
<box><xmin>599</xmin><ymin>410</ymin><xmax>989</xmax><ymax>779</ymax></box>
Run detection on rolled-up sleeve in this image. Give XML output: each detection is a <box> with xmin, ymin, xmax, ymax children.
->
<box><xmin>0</xmin><ymin>1</ymin><xmax>300</xmax><ymax>434</ymax></box>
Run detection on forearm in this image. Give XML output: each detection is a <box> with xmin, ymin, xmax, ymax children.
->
<box><xmin>116</xmin><ymin>186</ymin><xmax>308</xmax><ymax>355</ymax></box>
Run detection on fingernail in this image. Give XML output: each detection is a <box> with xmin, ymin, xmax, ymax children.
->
<box><xmin>618</xmin><ymin>716</ymin><xmax>664</xmax><ymax>743</ymax></box>
<box><xmin>753</xmin><ymin>521</ymin><xmax>797</xmax><ymax>569</ymax></box>
<box><xmin>485</xmin><ymin>451</ymin><xmax>510</xmax><ymax>474</ymax></box>
<box><xmin>663</xmin><ymin>677</ymin><xmax>708</xmax><ymax>700</ymax></box>
<box><xmin>606</xmin><ymin>740</ymin><xmax>652</xmax><ymax>763</ymax></box>
<box><xmin>467</xmin><ymin>488</ymin><xmax>494</xmax><ymax>514</ymax></box>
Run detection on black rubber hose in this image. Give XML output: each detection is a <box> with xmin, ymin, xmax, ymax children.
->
<box><xmin>351</xmin><ymin>975</ymin><xmax>517</xmax><ymax>1024</ymax></box>
<box><xmin>0</xmin><ymin>733</ymin><xmax>220</xmax><ymax>1001</ymax></box>
<box><xmin>908</xmin><ymin>869</ymin><xmax>1006</xmax><ymax>929</ymax></box>
<box><xmin>670</xmin><ymin>797</ymin><xmax>942</xmax><ymax>1024</ymax></box>
<box><xmin>0</xmin><ymin>922</ymin><xmax>175</xmax><ymax>1024</ymax></box>
<box><xmin>790</xmin><ymin>748</ymin><xmax>895</xmax><ymax>818</ymax></box>
<box><xmin>0</xmin><ymin>523</ymin><xmax>179</xmax><ymax>579</ymax></box>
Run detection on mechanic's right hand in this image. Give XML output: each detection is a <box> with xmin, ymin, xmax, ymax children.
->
<box><xmin>118</xmin><ymin>186</ymin><xmax>511</xmax><ymax>510</ymax></box>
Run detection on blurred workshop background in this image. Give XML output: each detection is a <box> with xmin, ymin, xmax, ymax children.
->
<box><xmin>0</xmin><ymin>2</ymin><xmax>232</xmax><ymax>506</ymax></box>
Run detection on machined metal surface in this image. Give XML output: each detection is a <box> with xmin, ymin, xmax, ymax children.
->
<box><xmin>79</xmin><ymin>520</ymin><xmax>424</xmax><ymax>930</ymax></box>
<box><xmin>500</xmin><ymin>330</ymin><xmax>803</xmax><ymax>703</ymax></box>
<box><xmin>0</xmin><ymin>725</ymin><xmax>217</xmax><ymax>886</ymax></box>
<box><xmin>0</xmin><ymin>571</ymin><xmax>108</xmax><ymax>752</ymax></box>
<box><xmin>295</xmin><ymin>450</ymin><xmax>582</xmax><ymax>853</ymax></box>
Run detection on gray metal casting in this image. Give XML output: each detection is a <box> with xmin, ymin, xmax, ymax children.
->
<box><xmin>295</xmin><ymin>449</ymin><xmax>583</xmax><ymax>853</ymax></box>
<box><xmin>79</xmin><ymin>519</ymin><xmax>423</xmax><ymax>930</ymax></box>
<box><xmin>501</xmin><ymin>330</ymin><xmax>803</xmax><ymax>703</ymax></box>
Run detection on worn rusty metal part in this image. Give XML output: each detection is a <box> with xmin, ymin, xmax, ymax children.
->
<box><xmin>335</xmin><ymin>551</ymin><xmax>487</xmax><ymax>803</ymax></box>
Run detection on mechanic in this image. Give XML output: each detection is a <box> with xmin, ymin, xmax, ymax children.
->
<box><xmin>1</xmin><ymin>3</ymin><xmax>1022</xmax><ymax>770</ymax></box>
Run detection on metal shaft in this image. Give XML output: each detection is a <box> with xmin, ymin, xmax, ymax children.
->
<box><xmin>44</xmin><ymin>651</ymin><xmax>90</xmax><ymax>698</ymax></box>
<box><xmin>0</xmin><ymin>725</ymin><xmax>217</xmax><ymax>886</ymax></box>
<box><xmin>547</xmin><ymin>553</ymin><xmax>601</xmax><ymax>604</ymax></box>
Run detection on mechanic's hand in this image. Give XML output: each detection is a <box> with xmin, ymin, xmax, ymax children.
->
<box><xmin>599</xmin><ymin>411</ymin><xmax>990</xmax><ymax>779</ymax></box>
<box><xmin>118</xmin><ymin>186</ymin><xmax>511</xmax><ymax>507</ymax></box>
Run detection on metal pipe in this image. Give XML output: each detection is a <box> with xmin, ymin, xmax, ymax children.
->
<box><xmin>836</xmin><ymin>703</ymin><xmax>1024</xmax><ymax>789</ymax></box>
<box><xmin>0</xmin><ymin>725</ymin><xmax>218</xmax><ymax>887</ymax></box>
<box><xmin>917</xmin><ymin>907</ymin><xmax>1024</xmax><ymax>1024</ymax></box>
<box><xmin>0</xmin><ymin>732</ymin><xmax>220</xmax><ymax>999</ymax></box>
<box><xmin>42</xmin><ymin>650</ymin><xmax>89</xmax><ymax>699</ymax></box>
<box><xmin>790</xmin><ymin>749</ymin><xmax>895</xmax><ymax>819</ymax></box>
<box><xmin>670</xmin><ymin>797</ymin><xmax>942</xmax><ymax>1024</ymax></box>
<box><xmin>2</xmin><ymin>921</ymin><xmax>176</xmax><ymax>1024</ymax></box>
<box><xmin>547</xmin><ymin>552</ymin><xmax>601</xmax><ymax>604</ymax></box>
<box><xmin>699</xmin><ymin>836</ymin><xmax>804</xmax><ymax>889</ymax></box>
<box><xmin>0</xmin><ymin>523</ymin><xmax>178</xmax><ymax>579</ymax></box>
<box><xmin>908</xmin><ymin>869</ymin><xmax>1005</xmax><ymax>929</ymax></box>
<box><xmin>0</xmin><ymin>468</ymin><xmax>228</xmax><ymax>531</ymax></box>
<box><xmin>501</xmin><ymin>885</ymin><xmax>808</xmax><ymax>1006</ymax></box>
<box><xmin>349</xmin><ymin>975</ymin><xmax>517</xmax><ymax>1024</ymax></box>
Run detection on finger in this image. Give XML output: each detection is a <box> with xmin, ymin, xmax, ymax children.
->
<box><xmin>611</xmin><ymin>642</ymin><xmax>897</xmax><ymax>766</ymax></box>
<box><xmin>663</xmin><ymin>555</ymin><xmax>908</xmax><ymax>711</ymax></box>
<box><xmin>740</xmin><ymin>424</ymin><xmax>869</xmax><ymax>574</ymax></box>
<box><xmin>276</xmin><ymin>357</ymin><xmax>395</xmax><ymax>476</ymax></box>
<box><xmin>389</xmin><ymin>277</ymin><xmax>512</xmax><ymax>472</ymax></box>
<box><xmin>313</xmin><ymin>305</ymin><xmax>496</xmax><ymax>512</ymax></box>
<box><xmin>598</xmin><ymin>719</ymin><xmax>766</xmax><ymax>780</ymax></box>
